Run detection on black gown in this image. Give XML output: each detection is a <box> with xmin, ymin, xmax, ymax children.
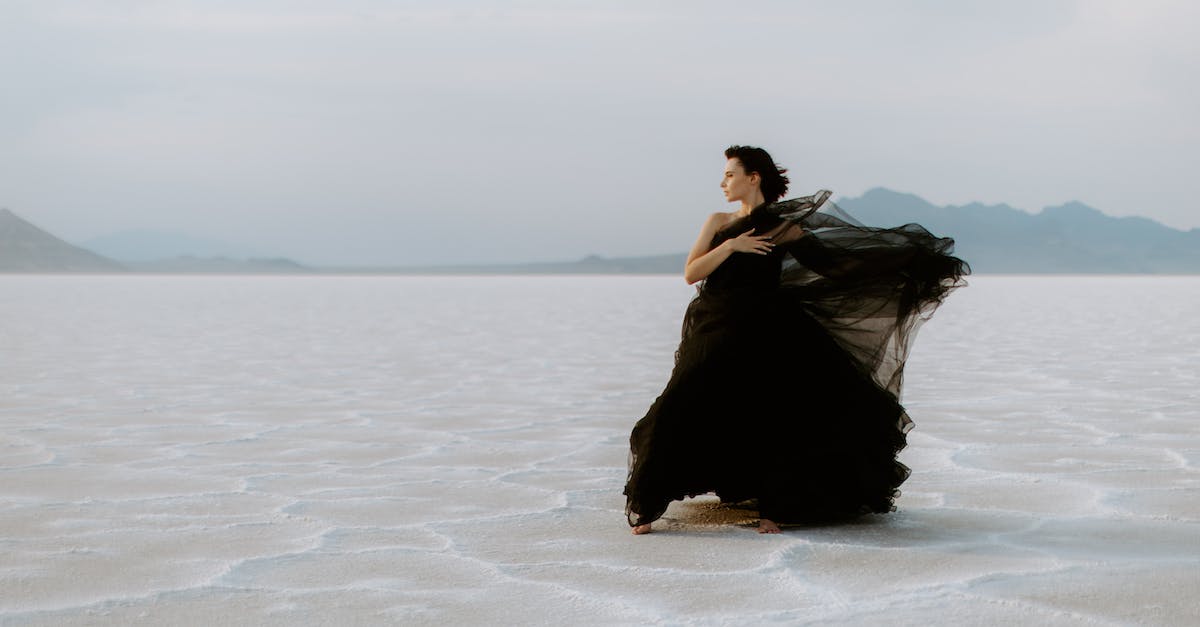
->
<box><xmin>623</xmin><ymin>191</ymin><xmax>969</xmax><ymax>527</ymax></box>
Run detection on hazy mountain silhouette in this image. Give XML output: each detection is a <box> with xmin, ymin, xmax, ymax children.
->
<box><xmin>501</xmin><ymin>189</ymin><xmax>1199</xmax><ymax>275</ymax></box>
<box><xmin>836</xmin><ymin>188</ymin><xmax>1200</xmax><ymax>273</ymax></box>
<box><xmin>397</xmin><ymin>188</ymin><xmax>1197</xmax><ymax>275</ymax></box>
<box><xmin>0</xmin><ymin>208</ymin><xmax>125</xmax><ymax>272</ymax></box>
<box><xmin>1</xmin><ymin>209</ymin><xmax>308</xmax><ymax>273</ymax></box>
<box><xmin>5</xmin><ymin>191</ymin><xmax>1198</xmax><ymax>274</ymax></box>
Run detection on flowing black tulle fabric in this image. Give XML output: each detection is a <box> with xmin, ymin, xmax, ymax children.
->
<box><xmin>624</xmin><ymin>191</ymin><xmax>969</xmax><ymax>527</ymax></box>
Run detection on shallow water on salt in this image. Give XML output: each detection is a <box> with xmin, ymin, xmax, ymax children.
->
<box><xmin>2</xmin><ymin>274</ymin><xmax>1198</xmax><ymax>625</ymax></box>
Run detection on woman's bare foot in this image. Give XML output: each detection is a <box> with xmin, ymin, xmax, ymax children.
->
<box><xmin>632</xmin><ymin>523</ymin><xmax>652</xmax><ymax>535</ymax></box>
<box><xmin>757</xmin><ymin>518</ymin><xmax>781</xmax><ymax>534</ymax></box>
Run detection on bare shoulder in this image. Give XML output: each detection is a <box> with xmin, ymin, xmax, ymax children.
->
<box><xmin>702</xmin><ymin>211</ymin><xmax>738</xmax><ymax>231</ymax></box>
<box><xmin>687</xmin><ymin>211</ymin><xmax>738</xmax><ymax>262</ymax></box>
<box><xmin>691</xmin><ymin>212</ymin><xmax>738</xmax><ymax>249</ymax></box>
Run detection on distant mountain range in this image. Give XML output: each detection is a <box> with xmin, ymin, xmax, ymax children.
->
<box><xmin>0</xmin><ymin>208</ymin><xmax>124</xmax><ymax>272</ymax></box>
<box><xmin>836</xmin><ymin>188</ymin><xmax>1200</xmax><ymax>274</ymax></box>
<box><xmin>371</xmin><ymin>188</ymin><xmax>1200</xmax><ymax>274</ymax></box>
<box><xmin>3</xmin><ymin>189</ymin><xmax>1198</xmax><ymax>274</ymax></box>
<box><xmin>0</xmin><ymin>208</ymin><xmax>309</xmax><ymax>273</ymax></box>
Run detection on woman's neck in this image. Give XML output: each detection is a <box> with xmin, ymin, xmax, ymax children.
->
<box><xmin>736</xmin><ymin>191</ymin><xmax>766</xmax><ymax>217</ymax></box>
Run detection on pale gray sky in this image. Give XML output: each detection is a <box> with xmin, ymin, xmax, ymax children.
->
<box><xmin>3</xmin><ymin>0</ymin><xmax>1197</xmax><ymax>265</ymax></box>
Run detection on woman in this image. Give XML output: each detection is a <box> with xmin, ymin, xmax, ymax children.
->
<box><xmin>624</xmin><ymin>145</ymin><xmax>968</xmax><ymax>535</ymax></box>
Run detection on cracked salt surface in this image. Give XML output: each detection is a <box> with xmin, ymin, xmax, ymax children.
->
<box><xmin>1</xmin><ymin>274</ymin><xmax>1198</xmax><ymax>625</ymax></box>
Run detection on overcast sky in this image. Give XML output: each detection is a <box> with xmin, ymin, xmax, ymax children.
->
<box><xmin>3</xmin><ymin>1</ymin><xmax>1197</xmax><ymax>265</ymax></box>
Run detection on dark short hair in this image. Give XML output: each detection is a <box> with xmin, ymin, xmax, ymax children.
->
<box><xmin>724</xmin><ymin>145</ymin><xmax>790</xmax><ymax>204</ymax></box>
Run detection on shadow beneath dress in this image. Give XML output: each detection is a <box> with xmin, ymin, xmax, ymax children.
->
<box><xmin>661</xmin><ymin>496</ymin><xmax>1057</xmax><ymax>549</ymax></box>
<box><xmin>661</xmin><ymin>495</ymin><xmax>892</xmax><ymax>532</ymax></box>
<box><xmin>662</xmin><ymin>494</ymin><xmax>1192</xmax><ymax>570</ymax></box>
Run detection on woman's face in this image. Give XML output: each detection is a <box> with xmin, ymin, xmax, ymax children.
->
<box><xmin>720</xmin><ymin>158</ymin><xmax>760</xmax><ymax>203</ymax></box>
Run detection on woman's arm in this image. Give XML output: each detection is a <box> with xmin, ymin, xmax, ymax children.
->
<box><xmin>683</xmin><ymin>214</ymin><xmax>774</xmax><ymax>285</ymax></box>
<box><xmin>683</xmin><ymin>213</ymin><xmax>730</xmax><ymax>285</ymax></box>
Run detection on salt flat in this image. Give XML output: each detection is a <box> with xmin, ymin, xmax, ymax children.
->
<box><xmin>1</xmin><ymin>274</ymin><xmax>1198</xmax><ymax>625</ymax></box>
